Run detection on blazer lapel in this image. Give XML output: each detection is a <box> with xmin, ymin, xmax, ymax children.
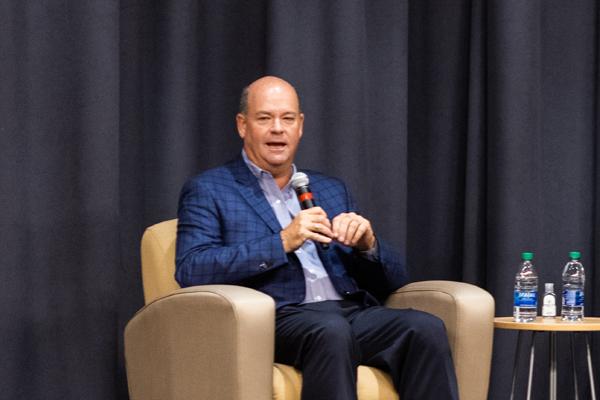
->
<box><xmin>227</xmin><ymin>156</ymin><xmax>282</xmax><ymax>233</ymax></box>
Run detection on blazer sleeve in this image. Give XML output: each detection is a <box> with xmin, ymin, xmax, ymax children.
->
<box><xmin>175</xmin><ymin>178</ymin><xmax>289</xmax><ymax>287</ymax></box>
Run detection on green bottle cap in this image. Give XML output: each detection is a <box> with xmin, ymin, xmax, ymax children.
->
<box><xmin>569</xmin><ymin>251</ymin><xmax>581</xmax><ymax>260</ymax></box>
<box><xmin>521</xmin><ymin>252</ymin><xmax>534</xmax><ymax>261</ymax></box>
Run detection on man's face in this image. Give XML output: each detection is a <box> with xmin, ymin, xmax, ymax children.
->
<box><xmin>236</xmin><ymin>80</ymin><xmax>304</xmax><ymax>177</ymax></box>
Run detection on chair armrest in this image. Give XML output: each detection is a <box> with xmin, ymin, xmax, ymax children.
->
<box><xmin>125</xmin><ymin>284</ymin><xmax>275</xmax><ymax>400</ymax></box>
<box><xmin>385</xmin><ymin>280</ymin><xmax>494</xmax><ymax>400</ymax></box>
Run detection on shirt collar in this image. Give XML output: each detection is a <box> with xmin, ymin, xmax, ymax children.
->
<box><xmin>241</xmin><ymin>149</ymin><xmax>297</xmax><ymax>187</ymax></box>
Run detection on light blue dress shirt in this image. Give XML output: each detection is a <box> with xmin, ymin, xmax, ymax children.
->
<box><xmin>242</xmin><ymin>151</ymin><xmax>343</xmax><ymax>303</ymax></box>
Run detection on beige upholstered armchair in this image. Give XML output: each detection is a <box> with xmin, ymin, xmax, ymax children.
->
<box><xmin>125</xmin><ymin>219</ymin><xmax>495</xmax><ymax>400</ymax></box>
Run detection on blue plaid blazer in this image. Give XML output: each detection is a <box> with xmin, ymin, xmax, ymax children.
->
<box><xmin>175</xmin><ymin>155</ymin><xmax>408</xmax><ymax>309</ymax></box>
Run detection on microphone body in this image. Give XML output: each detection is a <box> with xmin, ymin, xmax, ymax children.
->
<box><xmin>294</xmin><ymin>185</ymin><xmax>317</xmax><ymax>209</ymax></box>
<box><xmin>290</xmin><ymin>172</ymin><xmax>329</xmax><ymax>250</ymax></box>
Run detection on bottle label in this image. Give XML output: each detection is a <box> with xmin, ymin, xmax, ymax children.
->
<box><xmin>514</xmin><ymin>290</ymin><xmax>537</xmax><ymax>307</ymax></box>
<box><xmin>563</xmin><ymin>289</ymin><xmax>584</xmax><ymax>307</ymax></box>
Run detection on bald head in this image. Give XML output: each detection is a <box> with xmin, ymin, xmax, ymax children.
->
<box><xmin>239</xmin><ymin>76</ymin><xmax>301</xmax><ymax>115</ymax></box>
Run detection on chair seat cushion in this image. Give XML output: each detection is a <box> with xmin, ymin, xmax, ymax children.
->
<box><xmin>272</xmin><ymin>363</ymin><xmax>399</xmax><ymax>400</ymax></box>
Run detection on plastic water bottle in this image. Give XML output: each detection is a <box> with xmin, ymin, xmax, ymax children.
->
<box><xmin>514</xmin><ymin>252</ymin><xmax>538</xmax><ymax>322</ymax></box>
<box><xmin>561</xmin><ymin>251</ymin><xmax>585</xmax><ymax>321</ymax></box>
<box><xmin>542</xmin><ymin>283</ymin><xmax>557</xmax><ymax>318</ymax></box>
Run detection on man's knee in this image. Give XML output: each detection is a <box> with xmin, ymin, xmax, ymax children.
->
<box><xmin>404</xmin><ymin>310</ymin><xmax>449</xmax><ymax>349</ymax></box>
<box><xmin>312</xmin><ymin>317</ymin><xmax>354</xmax><ymax>344</ymax></box>
<box><xmin>308</xmin><ymin>316</ymin><xmax>360</xmax><ymax>359</ymax></box>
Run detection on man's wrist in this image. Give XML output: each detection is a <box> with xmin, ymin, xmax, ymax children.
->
<box><xmin>356</xmin><ymin>233</ymin><xmax>376</xmax><ymax>252</ymax></box>
<box><xmin>280</xmin><ymin>231</ymin><xmax>291</xmax><ymax>253</ymax></box>
<box><xmin>280</xmin><ymin>229</ymin><xmax>300</xmax><ymax>253</ymax></box>
<box><xmin>358</xmin><ymin>237</ymin><xmax>379</xmax><ymax>261</ymax></box>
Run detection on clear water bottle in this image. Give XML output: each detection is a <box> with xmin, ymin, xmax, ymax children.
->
<box><xmin>561</xmin><ymin>251</ymin><xmax>585</xmax><ymax>321</ymax></box>
<box><xmin>514</xmin><ymin>252</ymin><xmax>538</xmax><ymax>322</ymax></box>
<box><xmin>542</xmin><ymin>283</ymin><xmax>557</xmax><ymax>318</ymax></box>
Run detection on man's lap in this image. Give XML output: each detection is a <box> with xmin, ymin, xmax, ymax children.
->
<box><xmin>274</xmin><ymin>300</ymin><xmax>448</xmax><ymax>368</ymax></box>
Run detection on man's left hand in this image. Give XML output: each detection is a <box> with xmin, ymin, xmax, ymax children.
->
<box><xmin>331</xmin><ymin>212</ymin><xmax>376</xmax><ymax>251</ymax></box>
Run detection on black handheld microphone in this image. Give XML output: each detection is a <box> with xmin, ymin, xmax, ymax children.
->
<box><xmin>290</xmin><ymin>172</ymin><xmax>329</xmax><ymax>250</ymax></box>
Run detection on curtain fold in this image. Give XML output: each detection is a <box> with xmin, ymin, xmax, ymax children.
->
<box><xmin>1</xmin><ymin>1</ymin><xmax>599</xmax><ymax>398</ymax></box>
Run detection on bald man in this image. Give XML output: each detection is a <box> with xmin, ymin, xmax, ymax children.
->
<box><xmin>176</xmin><ymin>76</ymin><xmax>458</xmax><ymax>400</ymax></box>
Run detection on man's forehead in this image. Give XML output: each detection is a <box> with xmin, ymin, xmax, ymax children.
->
<box><xmin>249</xmin><ymin>83</ymin><xmax>296</xmax><ymax>101</ymax></box>
<box><xmin>248</xmin><ymin>88</ymin><xmax>300</xmax><ymax>112</ymax></box>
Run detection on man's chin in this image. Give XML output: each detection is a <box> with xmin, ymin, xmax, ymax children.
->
<box><xmin>263</xmin><ymin>153</ymin><xmax>290</xmax><ymax>166</ymax></box>
<box><xmin>263</xmin><ymin>159</ymin><xmax>293</xmax><ymax>174</ymax></box>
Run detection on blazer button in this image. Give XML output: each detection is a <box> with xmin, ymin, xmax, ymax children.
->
<box><xmin>259</xmin><ymin>262</ymin><xmax>269</xmax><ymax>271</ymax></box>
<box><xmin>344</xmin><ymin>291</ymin><xmax>351</xmax><ymax>295</ymax></box>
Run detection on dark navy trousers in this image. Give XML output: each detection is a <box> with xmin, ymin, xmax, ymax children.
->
<box><xmin>275</xmin><ymin>300</ymin><xmax>459</xmax><ymax>400</ymax></box>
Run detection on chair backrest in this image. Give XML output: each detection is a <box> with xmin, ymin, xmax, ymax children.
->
<box><xmin>140</xmin><ymin>219</ymin><xmax>180</xmax><ymax>304</ymax></box>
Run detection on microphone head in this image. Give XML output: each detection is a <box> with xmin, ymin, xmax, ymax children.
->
<box><xmin>290</xmin><ymin>172</ymin><xmax>309</xmax><ymax>189</ymax></box>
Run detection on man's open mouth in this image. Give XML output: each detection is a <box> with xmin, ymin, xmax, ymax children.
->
<box><xmin>266</xmin><ymin>142</ymin><xmax>287</xmax><ymax>149</ymax></box>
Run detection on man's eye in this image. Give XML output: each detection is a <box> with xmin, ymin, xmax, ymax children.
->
<box><xmin>283</xmin><ymin>117</ymin><xmax>295</xmax><ymax>122</ymax></box>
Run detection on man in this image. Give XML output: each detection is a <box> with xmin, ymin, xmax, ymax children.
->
<box><xmin>176</xmin><ymin>76</ymin><xmax>458</xmax><ymax>400</ymax></box>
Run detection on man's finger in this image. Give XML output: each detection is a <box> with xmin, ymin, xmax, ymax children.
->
<box><xmin>342</xmin><ymin>219</ymin><xmax>360</xmax><ymax>245</ymax></box>
<box><xmin>311</xmin><ymin>222</ymin><xmax>334</xmax><ymax>238</ymax></box>
<box><xmin>335</xmin><ymin>217</ymin><xmax>350</xmax><ymax>242</ymax></box>
<box><xmin>313</xmin><ymin>215</ymin><xmax>332</xmax><ymax>229</ymax></box>
<box><xmin>302</xmin><ymin>206</ymin><xmax>328</xmax><ymax>217</ymax></box>
<box><xmin>309</xmin><ymin>231</ymin><xmax>333</xmax><ymax>244</ymax></box>
<box><xmin>299</xmin><ymin>217</ymin><xmax>333</xmax><ymax>238</ymax></box>
<box><xmin>332</xmin><ymin>216</ymin><xmax>340</xmax><ymax>236</ymax></box>
<box><xmin>299</xmin><ymin>222</ymin><xmax>333</xmax><ymax>242</ymax></box>
<box><xmin>349</xmin><ymin>221</ymin><xmax>368</xmax><ymax>245</ymax></box>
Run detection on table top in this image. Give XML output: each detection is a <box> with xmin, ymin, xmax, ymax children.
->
<box><xmin>495</xmin><ymin>317</ymin><xmax>600</xmax><ymax>331</ymax></box>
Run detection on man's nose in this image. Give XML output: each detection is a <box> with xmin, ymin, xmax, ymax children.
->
<box><xmin>271</xmin><ymin>118</ymin><xmax>283</xmax><ymax>133</ymax></box>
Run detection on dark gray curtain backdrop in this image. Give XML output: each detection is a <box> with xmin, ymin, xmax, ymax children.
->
<box><xmin>2</xmin><ymin>0</ymin><xmax>599</xmax><ymax>399</ymax></box>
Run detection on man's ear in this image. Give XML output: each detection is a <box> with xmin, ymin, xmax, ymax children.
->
<box><xmin>236</xmin><ymin>113</ymin><xmax>246</xmax><ymax>139</ymax></box>
<box><xmin>298</xmin><ymin>113</ymin><xmax>304</xmax><ymax>139</ymax></box>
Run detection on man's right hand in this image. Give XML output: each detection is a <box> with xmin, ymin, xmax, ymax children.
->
<box><xmin>280</xmin><ymin>207</ymin><xmax>334</xmax><ymax>253</ymax></box>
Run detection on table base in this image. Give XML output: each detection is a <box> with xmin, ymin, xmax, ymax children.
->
<box><xmin>510</xmin><ymin>331</ymin><xmax>597</xmax><ymax>400</ymax></box>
